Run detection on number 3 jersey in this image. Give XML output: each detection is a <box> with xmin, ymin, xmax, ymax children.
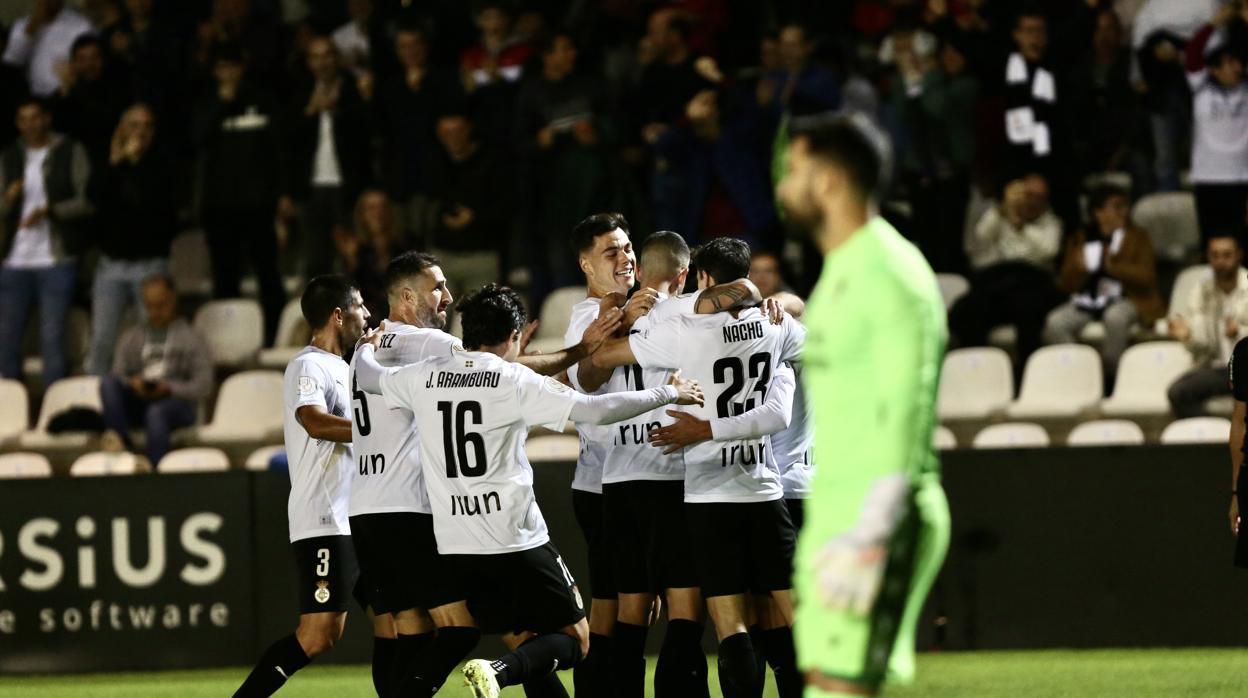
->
<box><xmin>379</xmin><ymin>350</ymin><xmax>581</xmax><ymax>555</ymax></box>
<box><xmin>348</xmin><ymin>322</ymin><xmax>463</xmax><ymax>517</ymax></box>
<box><xmin>630</xmin><ymin>308</ymin><xmax>805</xmax><ymax>503</ymax></box>
<box><xmin>283</xmin><ymin>346</ymin><xmax>355</xmax><ymax>542</ymax></box>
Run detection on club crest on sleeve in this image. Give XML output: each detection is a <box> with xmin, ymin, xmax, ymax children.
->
<box><xmin>314</xmin><ymin>580</ymin><xmax>331</xmax><ymax>604</ymax></box>
<box><xmin>298</xmin><ymin>376</ymin><xmax>317</xmax><ymax>396</ymax></box>
<box><xmin>545</xmin><ymin>377</ymin><xmax>572</xmax><ymax>393</ymax></box>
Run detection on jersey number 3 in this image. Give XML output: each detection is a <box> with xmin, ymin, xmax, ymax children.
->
<box><xmin>438</xmin><ymin>401</ymin><xmax>487</xmax><ymax>478</ymax></box>
<box><xmin>713</xmin><ymin>353</ymin><xmax>772</xmax><ymax>418</ymax></box>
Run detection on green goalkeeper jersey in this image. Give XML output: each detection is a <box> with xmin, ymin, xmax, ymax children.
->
<box><xmin>799</xmin><ymin>216</ymin><xmax>946</xmax><ymax>540</ymax></box>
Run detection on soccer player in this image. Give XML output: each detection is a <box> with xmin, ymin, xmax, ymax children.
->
<box><xmin>352</xmin><ymin>283</ymin><xmax>705</xmax><ymax>698</ymax></box>
<box><xmin>589</xmin><ymin>238</ymin><xmax>806</xmax><ymax>698</ymax></box>
<box><xmin>776</xmin><ymin>112</ymin><xmax>950</xmax><ymax>696</ymax></box>
<box><xmin>347</xmin><ymin>251</ymin><xmax>625</xmax><ymax>696</ymax></box>
<box><xmin>235</xmin><ymin>275</ymin><xmax>392</xmax><ymax>697</ymax></box>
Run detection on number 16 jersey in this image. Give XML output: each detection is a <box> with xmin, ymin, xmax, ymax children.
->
<box><xmin>379</xmin><ymin>350</ymin><xmax>580</xmax><ymax>555</ymax></box>
<box><xmin>630</xmin><ymin>307</ymin><xmax>805</xmax><ymax>503</ymax></box>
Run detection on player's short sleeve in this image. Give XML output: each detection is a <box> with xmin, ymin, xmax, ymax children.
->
<box><xmin>513</xmin><ymin>364</ymin><xmax>579</xmax><ymax>431</ymax></box>
<box><xmin>378</xmin><ymin>363</ymin><xmax>424</xmax><ymax>412</ymax></box>
<box><xmin>565</xmin><ymin>302</ymin><xmax>601</xmax><ymax>394</ymax></box>
<box><xmin>1231</xmin><ymin>337</ymin><xmax>1248</xmax><ymax>401</ymax></box>
<box><xmin>629</xmin><ymin>317</ymin><xmax>683</xmax><ymax>370</ymax></box>
<box><xmin>290</xmin><ymin>358</ymin><xmax>329</xmax><ymax>411</ymax></box>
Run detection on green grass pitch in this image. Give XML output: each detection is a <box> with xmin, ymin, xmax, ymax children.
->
<box><xmin>4</xmin><ymin>649</ymin><xmax>1248</xmax><ymax>697</ymax></box>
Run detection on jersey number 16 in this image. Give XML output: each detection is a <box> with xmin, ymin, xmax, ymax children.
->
<box><xmin>438</xmin><ymin>401</ymin><xmax>487</xmax><ymax>478</ymax></box>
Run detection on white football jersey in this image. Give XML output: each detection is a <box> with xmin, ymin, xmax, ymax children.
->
<box><xmin>283</xmin><ymin>346</ymin><xmax>354</xmax><ymax>542</ymax></box>
<box><xmin>630</xmin><ymin>309</ymin><xmax>805</xmax><ymax>503</ymax></box>
<box><xmin>771</xmin><ymin>363</ymin><xmax>813</xmax><ymax>500</ymax></box>
<box><xmin>349</xmin><ymin>322</ymin><xmax>463</xmax><ymax>516</ymax></box>
<box><xmin>565</xmin><ymin>298</ymin><xmax>608</xmax><ymax>493</ymax></box>
<box><xmin>380</xmin><ymin>350</ymin><xmax>579</xmax><ymax>555</ymax></box>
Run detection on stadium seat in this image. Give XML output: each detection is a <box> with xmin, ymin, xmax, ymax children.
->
<box><xmin>0</xmin><ymin>452</ymin><xmax>53</xmax><ymax>479</ymax></box>
<box><xmin>158</xmin><ymin>447</ymin><xmax>231</xmax><ymax>473</ymax></box>
<box><xmin>1100</xmin><ymin>342</ymin><xmax>1192</xmax><ymax>417</ymax></box>
<box><xmin>0</xmin><ymin>378</ymin><xmax>29</xmax><ymax>443</ymax></box>
<box><xmin>16</xmin><ymin>375</ymin><xmax>102</xmax><ymax>450</ymax></box>
<box><xmin>1066</xmin><ymin>420</ymin><xmax>1146</xmax><ymax>446</ymax></box>
<box><xmin>1160</xmin><ymin>417</ymin><xmax>1232</xmax><ymax>444</ymax></box>
<box><xmin>69</xmin><ymin>451</ymin><xmax>145</xmax><ymax>477</ymax></box>
<box><xmin>195</xmin><ymin>371</ymin><xmax>284</xmax><ymax>445</ymax></box>
<box><xmin>245</xmin><ymin>445</ymin><xmax>285</xmax><ymax>471</ymax></box>
<box><xmin>938</xmin><ymin>347</ymin><xmax>1014</xmax><ymax>420</ymax></box>
<box><xmin>526</xmin><ymin>434</ymin><xmax>580</xmax><ymax>462</ymax></box>
<box><xmin>933</xmin><ymin>425</ymin><xmax>957</xmax><ymax>450</ymax></box>
<box><xmin>1006</xmin><ymin>345</ymin><xmax>1103</xmax><ymax>419</ymax></box>
<box><xmin>1132</xmin><ymin>191</ymin><xmax>1199</xmax><ymax>263</ymax></box>
<box><xmin>535</xmin><ymin>287</ymin><xmax>588</xmax><ymax>343</ymax></box>
<box><xmin>193</xmin><ymin>299</ymin><xmax>264</xmax><ymax>367</ymax></box>
<box><xmin>258</xmin><ymin>297</ymin><xmax>310</xmax><ymax>370</ymax></box>
<box><xmin>936</xmin><ymin>273</ymin><xmax>970</xmax><ymax>310</ymax></box>
<box><xmin>972</xmin><ymin>423</ymin><xmax>1051</xmax><ymax>449</ymax></box>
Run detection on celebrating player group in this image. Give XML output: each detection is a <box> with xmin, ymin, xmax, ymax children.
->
<box><xmin>232</xmin><ymin>113</ymin><xmax>951</xmax><ymax>698</ymax></box>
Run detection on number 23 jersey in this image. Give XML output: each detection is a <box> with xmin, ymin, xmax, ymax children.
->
<box><xmin>379</xmin><ymin>350</ymin><xmax>580</xmax><ymax>555</ymax></box>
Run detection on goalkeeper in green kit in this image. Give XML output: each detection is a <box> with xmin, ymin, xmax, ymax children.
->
<box><xmin>775</xmin><ymin>112</ymin><xmax>950</xmax><ymax>697</ymax></box>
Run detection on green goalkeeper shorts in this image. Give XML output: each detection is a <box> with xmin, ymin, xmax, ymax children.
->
<box><xmin>793</xmin><ymin>478</ymin><xmax>950</xmax><ymax>690</ymax></box>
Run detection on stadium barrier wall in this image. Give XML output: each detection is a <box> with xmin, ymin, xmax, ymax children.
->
<box><xmin>0</xmin><ymin>444</ymin><xmax>1242</xmax><ymax>673</ymax></box>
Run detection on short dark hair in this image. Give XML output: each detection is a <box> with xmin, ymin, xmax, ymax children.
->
<box><xmin>458</xmin><ymin>283</ymin><xmax>527</xmax><ymax>350</ymax></box>
<box><xmin>789</xmin><ymin>111</ymin><xmax>891</xmax><ymax>202</ymax></box>
<box><xmin>640</xmin><ymin>230</ymin><xmax>690</xmax><ymax>277</ymax></box>
<box><xmin>301</xmin><ymin>275</ymin><xmax>356</xmax><ymax>330</ymax></box>
<box><xmin>1086</xmin><ymin>184</ymin><xmax>1129</xmax><ymax>219</ymax></box>
<box><xmin>692</xmin><ymin>238</ymin><xmax>751</xmax><ymax>284</ymax></box>
<box><xmin>571</xmin><ymin>212</ymin><xmax>630</xmax><ymax>254</ymax></box>
<box><xmin>384</xmin><ymin>251</ymin><xmax>440</xmax><ymax>296</ymax></box>
<box><xmin>1014</xmin><ymin>5</ymin><xmax>1046</xmax><ymax>29</ymax></box>
<box><xmin>71</xmin><ymin>35</ymin><xmax>103</xmax><ymax>56</ymax></box>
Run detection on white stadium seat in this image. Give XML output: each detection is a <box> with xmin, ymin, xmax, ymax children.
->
<box><xmin>194</xmin><ymin>299</ymin><xmax>264</xmax><ymax>367</ymax></box>
<box><xmin>933</xmin><ymin>425</ymin><xmax>957</xmax><ymax>451</ymax></box>
<box><xmin>972</xmin><ymin>423</ymin><xmax>1051</xmax><ymax>449</ymax></box>
<box><xmin>195</xmin><ymin>371</ymin><xmax>284</xmax><ymax>445</ymax></box>
<box><xmin>0</xmin><ymin>378</ymin><xmax>29</xmax><ymax>443</ymax></box>
<box><xmin>0</xmin><ymin>452</ymin><xmax>53</xmax><ymax>479</ymax></box>
<box><xmin>245</xmin><ymin>445</ymin><xmax>286</xmax><ymax>471</ymax></box>
<box><xmin>1100</xmin><ymin>342</ymin><xmax>1192</xmax><ymax>417</ymax></box>
<box><xmin>938</xmin><ymin>347</ymin><xmax>1014</xmax><ymax>420</ymax></box>
<box><xmin>1160</xmin><ymin>417</ymin><xmax>1231</xmax><ymax>445</ymax></box>
<box><xmin>158</xmin><ymin>447</ymin><xmax>231</xmax><ymax>473</ymax></box>
<box><xmin>1006</xmin><ymin>344</ymin><xmax>1103</xmax><ymax>419</ymax></box>
<box><xmin>16</xmin><ymin>375</ymin><xmax>101</xmax><ymax>450</ymax></box>
<box><xmin>70</xmin><ymin>451</ymin><xmax>145</xmax><ymax>477</ymax></box>
<box><xmin>258</xmin><ymin>297</ymin><xmax>310</xmax><ymax>370</ymax></box>
<box><xmin>535</xmin><ymin>287</ymin><xmax>588</xmax><ymax>343</ymax></box>
<box><xmin>1132</xmin><ymin>191</ymin><xmax>1199</xmax><ymax>263</ymax></box>
<box><xmin>525</xmin><ymin>435</ymin><xmax>580</xmax><ymax>463</ymax></box>
<box><xmin>1066</xmin><ymin>420</ymin><xmax>1146</xmax><ymax>447</ymax></box>
<box><xmin>936</xmin><ymin>273</ymin><xmax>970</xmax><ymax>310</ymax></box>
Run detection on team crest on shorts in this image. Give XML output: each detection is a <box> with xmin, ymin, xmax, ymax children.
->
<box><xmin>314</xmin><ymin>580</ymin><xmax>331</xmax><ymax>604</ymax></box>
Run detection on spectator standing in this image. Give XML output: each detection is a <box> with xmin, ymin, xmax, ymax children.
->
<box><xmin>750</xmin><ymin>249</ymin><xmax>790</xmax><ymax>299</ymax></box>
<box><xmin>0</xmin><ymin>98</ymin><xmax>93</xmax><ymax>385</ymax></box>
<box><xmin>192</xmin><ymin>44</ymin><xmax>288</xmax><ymax>345</ymax></box>
<box><xmin>458</xmin><ymin>2</ymin><xmax>530</xmax><ymax>147</ymax></box>
<box><xmin>48</xmin><ymin>35</ymin><xmax>130</xmax><ymax>168</ymax></box>
<box><xmin>1043</xmin><ymin>185</ymin><xmax>1163</xmax><ymax>380</ymax></box>
<box><xmin>331</xmin><ymin>0</ymin><xmax>375</xmax><ymax>77</ymax></box>
<box><xmin>1186</xmin><ymin>8</ymin><xmax>1248</xmax><ymax>247</ymax></box>
<box><xmin>289</xmin><ymin>36</ymin><xmax>371</xmax><ymax>278</ymax></box>
<box><xmin>1168</xmin><ymin>236</ymin><xmax>1248</xmax><ymax>418</ymax></box>
<box><xmin>101</xmin><ymin>274</ymin><xmax>211</xmax><ymax>468</ymax></box>
<box><xmin>87</xmin><ymin>103</ymin><xmax>177</xmax><ymax>376</ymax></box>
<box><xmin>1068</xmin><ymin>9</ymin><xmax>1147</xmax><ymax>186</ymax></box>
<box><xmin>1</xmin><ymin>0</ymin><xmax>93</xmax><ymax>98</ymax></box>
<box><xmin>757</xmin><ymin>23</ymin><xmax>841</xmax><ymax>116</ymax></box>
<box><xmin>949</xmin><ymin>173</ymin><xmax>1063</xmax><ymax>368</ymax></box>
<box><xmin>637</xmin><ymin>9</ymin><xmax>708</xmax><ymax>136</ymax></box>
<box><xmin>334</xmin><ymin>188</ymin><xmax>405</xmax><ymax>324</ymax></box>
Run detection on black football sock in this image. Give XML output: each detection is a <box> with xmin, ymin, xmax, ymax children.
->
<box><xmin>490</xmin><ymin>633</ymin><xmax>583</xmax><ymax>688</ymax></box>
<box><xmin>759</xmin><ymin>627</ymin><xmax>801</xmax><ymax>698</ymax></box>
<box><xmin>655</xmin><ymin>619</ymin><xmax>709</xmax><ymax>698</ymax></box>
<box><xmin>400</xmin><ymin>626</ymin><xmax>480</xmax><ymax>695</ymax></box>
<box><xmin>371</xmin><ymin>636</ymin><xmax>396</xmax><ymax>697</ymax></box>
<box><xmin>717</xmin><ymin>632</ymin><xmax>762</xmax><ymax>698</ymax></box>
<box><xmin>522</xmin><ymin>672</ymin><xmax>571</xmax><ymax>698</ymax></box>
<box><xmin>574</xmin><ymin>632</ymin><xmax>612</xmax><ymax>697</ymax></box>
<box><xmin>234</xmin><ymin>634</ymin><xmax>312</xmax><ymax>697</ymax></box>
<box><xmin>390</xmin><ymin>632</ymin><xmax>434</xmax><ymax>696</ymax></box>
<box><xmin>610</xmin><ymin>621</ymin><xmax>649</xmax><ymax>698</ymax></box>
<box><xmin>748</xmin><ymin>626</ymin><xmax>768</xmax><ymax>689</ymax></box>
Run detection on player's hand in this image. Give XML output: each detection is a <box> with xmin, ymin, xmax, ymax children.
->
<box><xmin>582</xmin><ymin>308</ymin><xmax>623</xmax><ymax>353</ymax></box>
<box><xmin>1168</xmin><ymin>316</ymin><xmax>1190</xmax><ymax>342</ymax></box>
<box><xmin>668</xmin><ymin>370</ymin><xmax>704</xmax><ymax>406</ymax></box>
<box><xmin>1227</xmin><ymin>317</ymin><xmax>1240</xmax><ymax>339</ymax></box>
<box><xmin>20</xmin><ymin>207</ymin><xmax>46</xmax><ymax>229</ymax></box>
<box><xmin>599</xmin><ymin>292</ymin><xmax>627</xmax><ymax>311</ymax></box>
<box><xmin>623</xmin><ymin>288</ymin><xmax>659</xmax><ymax>327</ymax></box>
<box><xmin>648</xmin><ymin>409</ymin><xmax>712</xmax><ymax>454</ymax></box>
<box><xmin>358</xmin><ymin>320</ymin><xmax>387</xmax><ymax>349</ymax></box>
<box><xmin>762</xmin><ymin>297</ymin><xmax>786</xmax><ymax>325</ymax></box>
<box><xmin>813</xmin><ymin>537</ymin><xmax>888</xmax><ymax>616</ymax></box>
<box><xmin>519</xmin><ymin>319</ymin><xmax>539</xmax><ymax>354</ymax></box>
<box><xmin>1232</xmin><ymin>495</ymin><xmax>1240</xmax><ymax>536</ymax></box>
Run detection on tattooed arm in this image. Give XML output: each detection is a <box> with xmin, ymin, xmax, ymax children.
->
<box><xmin>694</xmin><ymin>278</ymin><xmax>763</xmax><ymax>314</ymax></box>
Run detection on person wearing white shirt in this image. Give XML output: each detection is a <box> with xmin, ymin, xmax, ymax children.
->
<box><xmin>1</xmin><ymin>0</ymin><xmax>93</xmax><ymax>97</ymax></box>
